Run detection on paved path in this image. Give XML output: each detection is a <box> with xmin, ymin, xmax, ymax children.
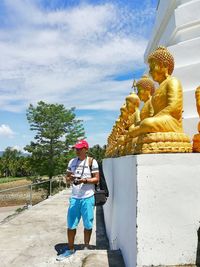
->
<box><xmin>0</xmin><ymin>205</ymin><xmax>24</xmax><ymax>222</ymax></box>
<box><xmin>0</xmin><ymin>189</ymin><xmax>125</xmax><ymax>267</ymax></box>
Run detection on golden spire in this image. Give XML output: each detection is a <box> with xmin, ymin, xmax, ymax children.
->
<box><xmin>131</xmin><ymin>79</ymin><xmax>137</xmax><ymax>93</ymax></box>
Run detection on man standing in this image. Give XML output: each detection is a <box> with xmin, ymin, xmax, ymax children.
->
<box><xmin>57</xmin><ymin>140</ymin><xmax>99</xmax><ymax>261</ymax></box>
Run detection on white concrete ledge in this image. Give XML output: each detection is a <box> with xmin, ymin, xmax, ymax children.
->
<box><xmin>103</xmin><ymin>154</ymin><xmax>200</xmax><ymax>267</ymax></box>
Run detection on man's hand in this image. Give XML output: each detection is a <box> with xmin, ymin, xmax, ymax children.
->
<box><xmin>66</xmin><ymin>172</ymin><xmax>75</xmax><ymax>188</ymax></box>
<box><xmin>75</xmin><ymin>178</ymin><xmax>87</xmax><ymax>185</ymax></box>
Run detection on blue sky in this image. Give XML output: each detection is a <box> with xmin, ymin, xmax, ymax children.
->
<box><xmin>0</xmin><ymin>0</ymin><xmax>158</xmax><ymax>151</ymax></box>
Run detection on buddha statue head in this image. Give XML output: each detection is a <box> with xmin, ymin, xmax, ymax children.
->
<box><xmin>125</xmin><ymin>92</ymin><xmax>140</xmax><ymax>113</ymax></box>
<box><xmin>120</xmin><ymin>104</ymin><xmax>129</xmax><ymax>120</ymax></box>
<box><xmin>115</xmin><ymin>118</ymin><xmax>123</xmax><ymax>133</ymax></box>
<box><xmin>136</xmin><ymin>75</ymin><xmax>155</xmax><ymax>102</ymax></box>
<box><xmin>115</xmin><ymin>118</ymin><xmax>121</xmax><ymax>127</ymax></box>
<box><xmin>148</xmin><ymin>46</ymin><xmax>174</xmax><ymax>84</ymax></box>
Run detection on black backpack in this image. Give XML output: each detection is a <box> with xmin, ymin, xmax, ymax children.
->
<box><xmin>98</xmin><ymin>162</ymin><xmax>109</xmax><ymax>197</ymax></box>
<box><xmin>89</xmin><ymin>157</ymin><xmax>109</xmax><ymax>205</ymax></box>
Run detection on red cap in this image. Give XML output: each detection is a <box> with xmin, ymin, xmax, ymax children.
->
<box><xmin>73</xmin><ymin>140</ymin><xmax>89</xmax><ymax>149</ymax></box>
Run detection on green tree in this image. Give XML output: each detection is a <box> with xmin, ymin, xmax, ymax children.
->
<box><xmin>16</xmin><ymin>156</ymin><xmax>33</xmax><ymax>177</ymax></box>
<box><xmin>0</xmin><ymin>158</ymin><xmax>3</xmax><ymax>177</ymax></box>
<box><xmin>25</xmin><ymin>101</ymin><xmax>85</xmax><ymax>180</ymax></box>
<box><xmin>1</xmin><ymin>147</ymin><xmax>20</xmax><ymax>177</ymax></box>
<box><xmin>88</xmin><ymin>144</ymin><xmax>106</xmax><ymax>164</ymax></box>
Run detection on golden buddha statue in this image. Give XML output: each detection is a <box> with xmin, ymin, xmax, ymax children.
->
<box><xmin>105</xmin><ymin>135</ymin><xmax>111</xmax><ymax>157</ymax></box>
<box><xmin>126</xmin><ymin>93</ymin><xmax>140</xmax><ymax>125</ymax></box>
<box><xmin>129</xmin><ymin>46</ymin><xmax>192</xmax><ymax>153</ymax></box>
<box><xmin>116</xmin><ymin>104</ymin><xmax>130</xmax><ymax>156</ymax></box>
<box><xmin>106</xmin><ymin>133</ymin><xmax>116</xmax><ymax>158</ymax></box>
<box><xmin>110</xmin><ymin>124</ymin><xmax>121</xmax><ymax>157</ymax></box>
<box><xmin>123</xmin><ymin>93</ymin><xmax>140</xmax><ymax>155</ymax></box>
<box><xmin>193</xmin><ymin>86</ymin><xmax>200</xmax><ymax>152</ymax></box>
<box><xmin>126</xmin><ymin>76</ymin><xmax>154</xmax><ymax>154</ymax></box>
<box><xmin>196</xmin><ymin>87</ymin><xmax>200</xmax><ymax>118</ymax></box>
<box><xmin>106</xmin><ymin>129</ymin><xmax>118</xmax><ymax>158</ymax></box>
<box><xmin>105</xmin><ymin>104</ymin><xmax>129</xmax><ymax>158</ymax></box>
<box><xmin>136</xmin><ymin>75</ymin><xmax>155</xmax><ymax>121</ymax></box>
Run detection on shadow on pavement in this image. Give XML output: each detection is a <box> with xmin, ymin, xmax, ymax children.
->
<box><xmin>95</xmin><ymin>205</ymin><xmax>109</xmax><ymax>249</ymax></box>
<box><xmin>96</xmin><ymin>206</ymin><xmax>126</xmax><ymax>267</ymax></box>
<box><xmin>55</xmin><ymin>243</ymin><xmax>96</xmax><ymax>255</ymax></box>
<box><xmin>54</xmin><ymin>205</ymin><xmax>125</xmax><ymax>266</ymax></box>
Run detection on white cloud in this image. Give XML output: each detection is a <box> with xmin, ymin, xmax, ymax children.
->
<box><xmin>0</xmin><ymin>1</ymin><xmax>155</xmax><ymax>112</ymax></box>
<box><xmin>11</xmin><ymin>145</ymin><xmax>26</xmax><ymax>153</ymax></box>
<box><xmin>86</xmin><ymin>132</ymin><xmax>109</xmax><ymax>147</ymax></box>
<box><xmin>0</xmin><ymin>124</ymin><xmax>15</xmax><ymax>138</ymax></box>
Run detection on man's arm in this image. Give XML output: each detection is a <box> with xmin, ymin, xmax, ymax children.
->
<box><xmin>78</xmin><ymin>172</ymin><xmax>99</xmax><ymax>185</ymax></box>
<box><xmin>65</xmin><ymin>171</ymin><xmax>74</xmax><ymax>188</ymax></box>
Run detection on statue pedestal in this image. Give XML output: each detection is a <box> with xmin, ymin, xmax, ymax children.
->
<box><xmin>103</xmin><ymin>154</ymin><xmax>200</xmax><ymax>267</ymax></box>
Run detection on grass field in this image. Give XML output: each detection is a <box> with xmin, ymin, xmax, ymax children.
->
<box><xmin>0</xmin><ymin>179</ymin><xmax>40</xmax><ymax>207</ymax></box>
<box><xmin>0</xmin><ymin>177</ymin><xmax>26</xmax><ymax>184</ymax></box>
<box><xmin>0</xmin><ymin>176</ymin><xmax>65</xmax><ymax>207</ymax></box>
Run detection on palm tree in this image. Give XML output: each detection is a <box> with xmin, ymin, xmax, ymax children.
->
<box><xmin>1</xmin><ymin>147</ymin><xmax>20</xmax><ymax>177</ymax></box>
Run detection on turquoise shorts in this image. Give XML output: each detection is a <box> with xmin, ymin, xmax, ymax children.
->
<box><xmin>67</xmin><ymin>195</ymin><xmax>95</xmax><ymax>230</ymax></box>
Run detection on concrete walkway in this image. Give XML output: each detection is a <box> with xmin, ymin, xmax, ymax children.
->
<box><xmin>0</xmin><ymin>205</ymin><xmax>24</xmax><ymax>222</ymax></box>
<box><xmin>0</xmin><ymin>189</ymin><xmax>125</xmax><ymax>267</ymax></box>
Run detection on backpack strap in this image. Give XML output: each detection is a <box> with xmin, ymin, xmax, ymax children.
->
<box><xmin>88</xmin><ymin>157</ymin><xmax>93</xmax><ymax>173</ymax></box>
<box><xmin>88</xmin><ymin>157</ymin><xmax>99</xmax><ymax>188</ymax></box>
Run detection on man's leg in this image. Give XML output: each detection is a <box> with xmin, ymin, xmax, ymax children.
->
<box><xmin>81</xmin><ymin>196</ymin><xmax>95</xmax><ymax>248</ymax></box>
<box><xmin>56</xmin><ymin>198</ymin><xmax>80</xmax><ymax>261</ymax></box>
<box><xmin>67</xmin><ymin>198</ymin><xmax>81</xmax><ymax>250</ymax></box>
<box><xmin>68</xmin><ymin>228</ymin><xmax>76</xmax><ymax>250</ymax></box>
<box><xmin>84</xmin><ymin>228</ymin><xmax>92</xmax><ymax>247</ymax></box>
<box><xmin>56</xmin><ymin>229</ymin><xmax>76</xmax><ymax>261</ymax></box>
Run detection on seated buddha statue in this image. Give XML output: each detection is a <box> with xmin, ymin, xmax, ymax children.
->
<box><xmin>105</xmin><ymin>104</ymin><xmax>129</xmax><ymax>157</ymax></box>
<box><xmin>105</xmin><ymin>135</ymin><xmax>112</xmax><ymax>157</ymax></box>
<box><xmin>109</xmin><ymin>122</ymin><xmax>122</xmax><ymax>157</ymax></box>
<box><xmin>196</xmin><ymin>87</ymin><xmax>200</xmax><ymax>117</ymax></box>
<box><xmin>122</xmin><ymin>92</ymin><xmax>141</xmax><ymax>155</ymax></box>
<box><xmin>127</xmin><ymin>75</ymin><xmax>155</xmax><ymax>154</ymax></box>
<box><xmin>129</xmin><ymin>46</ymin><xmax>192</xmax><ymax>153</ymax></box>
<box><xmin>116</xmin><ymin>104</ymin><xmax>131</xmax><ymax>156</ymax></box>
<box><xmin>126</xmin><ymin>93</ymin><xmax>140</xmax><ymax>126</ymax></box>
<box><xmin>193</xmin><ymin>86</ymin><xmax>200</xmax><ymax>152</ymax></box>
<box><xmin>136</xmin><ymin>75</ymin><xmax>155</xmax><ymax>121</ymax></box>
<box><xmin>106</xmin><ymin>129</ymin><xmax>118</xmax><ymax>157</ymax></box>
<box><xmin>105</xmin><ymin>132</ymin><xmax>117</xmax><ymax>158</ymax></box>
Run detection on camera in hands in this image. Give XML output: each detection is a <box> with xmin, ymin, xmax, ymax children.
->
<box><xmin>73</xmin><ymin>177</ymin><xmax>80</xmax><ymax>185</ymax></box>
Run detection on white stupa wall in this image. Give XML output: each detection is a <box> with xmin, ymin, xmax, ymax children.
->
<box><xmin>145</xmin><ymin>0</ymin><xmax>200</xmax><ymax>138</ymax></box>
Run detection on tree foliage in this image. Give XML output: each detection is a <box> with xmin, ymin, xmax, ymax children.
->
<box><xmin>25</xmin><ymin>101</ymin><xmax>85</xmax><ymax>179</ymax></box>
<box><xmin>88</xmin><ymin>144</ymin><xmax>106</xmax><ymax>164</ymax></box>
<box><xmin>0</xmin><ymin>147</ymin><xmax>32</xmax><ymax>177</ymax></box>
